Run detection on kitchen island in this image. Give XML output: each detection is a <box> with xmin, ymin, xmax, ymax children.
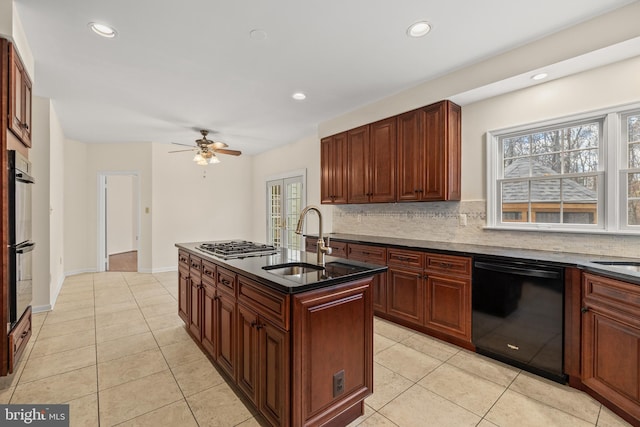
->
<box><xmin>175</xmin><ymin>241</ymin><xmax>387</xmax><ymax>427</ymax></box>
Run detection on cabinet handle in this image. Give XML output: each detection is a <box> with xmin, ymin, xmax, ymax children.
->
<box><xmin>423</xmin><ymin>275</ymin><xmax>429</xmax><ymax>280</ymax></box>
<box><xmin>221</xmin><ymin>279</ymin><xmax>231</xmax><ymax>286</ymax></box>
<box><xmin>20</xmin><ymin>331</ymin><xmax>29</xmax><ymax>338</ymax></box>
<box><xmin>204</xmin><ymin>269</ymin><xmax>212</xmax><ymax>276</ymax></box>
<box><xmin>256</xmin><ymin>323</ymin><xmax>264</xmax><ymax>330</ymax></box>
<box><xmin>581</xmin><ymin>307</ymin><xmax>589</xmax><ymax>313</ymax></box>
<box><xmin>439</xmin><ymin>262</ymin><xmax>453</xmax><ymax>269</ymax></box>
<box><xmin>396</xmin><ymin>256</ymin><xmax>409</xmax><ymax>261</ymax></box>
<box><xmin>21</xmin><ymin>122</ymin><xmax>29</xmax><ymax>130</ymax></box>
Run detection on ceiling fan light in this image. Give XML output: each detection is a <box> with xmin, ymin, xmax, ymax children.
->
<box><xmin>209</xmin><ymin>154</ymin><xmax>221</xmax><ymax>164</ymax></box>
<box><xmin>193</xmin><ymin>153</ymin><xmax>204</xmax><ymax>162</ymax></box>
<box><xmin>196</xmin><ymin>158</ymin><xmax>209</xmax><ymax>166</ymax></box>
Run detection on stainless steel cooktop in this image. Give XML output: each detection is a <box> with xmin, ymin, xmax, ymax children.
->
<box><xmin>197</xmin><ymin>240</ymin><xmax>278</xmax><ymax>260</ymax></box>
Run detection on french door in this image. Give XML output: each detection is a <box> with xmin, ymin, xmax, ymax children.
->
<box><xmin>267</xmin><ymin>175</ymin><xmax>305</xmax><ymax>250</ymax></box>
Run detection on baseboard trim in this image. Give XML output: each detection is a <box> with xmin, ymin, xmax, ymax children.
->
<box><xmin>151</xmin><ymin>267</ymin><xmax>178</xmax><ymax>273</ymax></box>
<box><xmin>64</xmin><ymin>268</ymin><xmax>97</xmax><ymax>277</ymax></box>
<box><xmin>32</xmin><ymin>304</ymin><xmax>52</xmax><ymax>313</ymax></box>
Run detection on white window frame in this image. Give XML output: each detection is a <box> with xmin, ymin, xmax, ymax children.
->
<box><xmin>486</xmin><ymin>101</ymin><xmax>640</xmax><ymax>235</ymax></box>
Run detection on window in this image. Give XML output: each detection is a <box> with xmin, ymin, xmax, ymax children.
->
<box><xmin>486</xmin><ymin>104</ymin><xmax>640</xmax><ymax>234</ymax></box>
<box><xmin>266</xmin><ymin>173</ymin><xmax>306</xmax><ymax>250</ymax></box>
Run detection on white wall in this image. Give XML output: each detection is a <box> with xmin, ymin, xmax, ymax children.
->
<box><xmin>106</xmin><ymin>175</ymin><xmax>136</xmax><ymax>256</ymax></box>
<box><xmin>63</xmin><ymin>139</ymin><xmax>89</xmax><ymax>274</ymax></box>
<box><xmin>151</xmin><ymin>142</ymin><xmax>254</xmax><ymax>271</ymax></box>
<box><xmin>49</xmin><ymin>101</ymin><xmax>65</xmax><ymax>305</ymax></box>
<box><xmin>0</xmin><ymin>0</ymin><xmax>11</xmax><ymax>39</ymax></box>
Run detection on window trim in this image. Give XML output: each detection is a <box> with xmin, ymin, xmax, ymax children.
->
<box><xmin>485</xmin><ymin>101</ymin><xmax>640</xmax><ymax>235</ymax></box>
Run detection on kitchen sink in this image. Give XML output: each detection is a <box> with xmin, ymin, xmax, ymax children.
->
<box><xmin>591</xmin><ymin>261</ymin><xmax>640</xmax><ymax>272</ymax></box>
<box><xmin>263</xmin><ymin>262</ymin><xmax>325</xmax><ymax>276</ymax></box>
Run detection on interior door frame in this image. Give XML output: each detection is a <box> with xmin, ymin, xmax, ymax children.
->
<box><xmin>97</xmin><ymin>171</ymin><xmax>141</xmax><ymax>272</ymax></box>
<box><xmin>265</xmin><ymin>168</ymin><xmax>307</xmax><ymax>249</ymax></box>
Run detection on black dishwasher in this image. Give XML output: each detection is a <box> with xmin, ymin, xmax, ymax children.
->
<box><xmin>472</xmin><ymin>257</ymin><xmax>566</xmax><ymax>383</ymax></box>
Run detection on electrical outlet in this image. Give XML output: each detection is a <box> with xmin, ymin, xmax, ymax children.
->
<box><xmin>333</xmin><ymin>370</ymin><xmax>345</xmax><ymax>397</ymax></box>
<box><xmin>458</xmin><ymin>213</ymin><xmax>467</xmax><ymax>226</ymax></box>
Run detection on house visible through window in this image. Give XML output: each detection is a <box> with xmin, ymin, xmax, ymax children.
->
<box><xmin>487</xmin><ymin>104</ymin><xmax>640</xmax><ymax>234</ymax></box>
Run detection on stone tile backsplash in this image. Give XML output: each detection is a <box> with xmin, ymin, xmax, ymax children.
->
<box><xmin>332</xmin><ymin>201</ymin><xmax>640</xmax><ymax>258</ymax></box>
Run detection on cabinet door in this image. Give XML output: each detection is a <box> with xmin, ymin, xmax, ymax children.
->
<box><xmin>422</xmin><ymin>102</ymin><xmax>446</xmax><ymax>200</ymax></box>
<box><xmin>259</xmin><ymin>321</ymin><xmax>290</xmax><ymax>427</ymax></box>
<box><xmin>201</xmin><ymin>281</ymin><xmax>217</xmax><ymax>357</ymax></box>
<box><xmin>178</xmin><ymin>268</ymin><xmax>189</xmax><ymax>323</ymax></box>
<box><xmin>425</xmin><ymin>274</ymin><xmax>470</xmax><ymax>341</ymax></box>
<box><xmin>216</xmin><ymin>291</ymin><xmax>236</xmax><ymax>378</ymax></box>
<box><xmin>372</xmin><ymin>273</ymin><xmax>387</xmax><ymax>314</ymax></box>
<box><xmin>369</xmin><ymin>118</ymin><xmax>396</xmax><ymax>203</ymax></box>
<box><xmin>582</xmin><ymin>309</ymin><xmax>640</xmax><ymax>420</ymax></box>
<box><xmin>9</xmin><ymin>45</ymin><xmax>24</xmax><ymax>140</ymax></box>
<box><xmin>387</xmin><ymin>268</ymin><xmax>424</xmax><ymax>326</ymax></box>
<box><xmin>189</xmin><ymin>276</ymin><xmax>202</xmax><ymax>339</ymax></box>
<box><xmin>321</xmin><ymin>133</ymin><xmax>348</xmax><ymax>204</ymax></box>
<box><xmin>237</xmin><ymin>304</ymin><xmax>259</xmax><ymax>404</ymax></box>
<box><xmin>397</xmin><ymin>109</ymin><xmax>424</xmax><ymax>201</ymax></box>
<box><xmin>347</xmin><ymin>125</ymin><xmax>371</xmax><ymax>203</ymax></box>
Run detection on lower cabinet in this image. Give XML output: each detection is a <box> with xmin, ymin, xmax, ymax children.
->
<box><xmin>387</xmin><ymin>267</ymin><xmax>424</xmax><ymax>326</ymax></box>
<box><xmin>347</xmin><ymin>243</ymin><xmax>387</xmax><ymax>314</ymax></box>
<box><xmin>581</xmin><ymin>273</ymin><xmax>640</xmax><ymax>424</ymax></box>
<box><xmin>178</xmin><ymin>266</ymin><xmax>189</xmax><ymax>323</ymax></box>
<box><xmin>179</xmin><ymin>251</ymin><xmax>372</xmax><ymax>427</ymax></box>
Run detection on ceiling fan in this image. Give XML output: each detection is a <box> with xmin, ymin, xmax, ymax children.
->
<box><xmin>169</xmin><ymin>130</ymin><xmax>242</xmax><ymax>165</ymax></box>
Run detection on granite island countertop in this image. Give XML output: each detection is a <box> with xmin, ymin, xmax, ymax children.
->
<box><xmin>308</xmin><ymin>233</ymin><xmax>640</xmax><ymax>285</ymax></box>
<box><xmin>176</xmin><ymin>242</ymin><xmax>388</xmax><ymax>294</ymax></box>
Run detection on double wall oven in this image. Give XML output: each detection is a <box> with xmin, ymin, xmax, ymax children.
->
<box><xmin>8</xmin><ymin>150</ymin><xmax>35</xmax><ymax>329</ymax></box>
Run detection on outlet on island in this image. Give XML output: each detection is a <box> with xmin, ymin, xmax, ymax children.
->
<box><xmin>333</xmin><ymin>370</ymin><xmax>345</xmax><ymax>397</ymax></box>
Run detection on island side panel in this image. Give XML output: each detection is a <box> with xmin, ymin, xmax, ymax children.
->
<box><xmin>292</xmin><ymin>277</ymin><xmax>374</xmax><ymax>427</ymax></box>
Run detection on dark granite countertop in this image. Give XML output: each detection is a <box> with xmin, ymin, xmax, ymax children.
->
<box><xmin>175</xmin><ymin>242</ymin><xmax>388</xmax><ymax>294</ymax></box>
<box><xmin>311</xmin><ymin>233</ymin><xmax>640</xmax><ymax>285</ymax></box>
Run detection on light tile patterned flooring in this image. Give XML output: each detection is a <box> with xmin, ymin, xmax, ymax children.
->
<box><xmin>0</xmin><ymin>271</ymin><xmax>633</xmax><ymax>427</ymax></box>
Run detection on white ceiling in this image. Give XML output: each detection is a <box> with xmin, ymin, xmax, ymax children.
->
<box><xmin>14</xmin><ymin>0</ymin><xmax>637</xmax><ymax>155</ymax></box>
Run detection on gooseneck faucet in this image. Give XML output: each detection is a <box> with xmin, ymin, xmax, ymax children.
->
<box><xmin>295</xmin><ymin>205</ymin><xmax>332</xmax><ymax>266</ymax></box>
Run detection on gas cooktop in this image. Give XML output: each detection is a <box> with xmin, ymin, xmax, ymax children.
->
<box><xmin>197</xmin><ymin>240</ymin><xmax>278</xmax><ymax>260</ymax></box>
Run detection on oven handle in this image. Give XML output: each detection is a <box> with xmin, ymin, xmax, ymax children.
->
<box><xmin>474</xmin><ymin>261</ymin><xmax>561</xmax><ymax>279</ymax></box>
<box><xmin>16</xmin><ymin>172</ymin><xmax>35</xmax><ymax>184</ymax></box>
<box><xmin>16</xmin><ymin>242</ymin><xmax>36</xmax><ymax>254</ymax></box>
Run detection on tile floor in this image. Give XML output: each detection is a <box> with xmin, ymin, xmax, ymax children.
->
<box><xmin>0</xmin><ymin>271</ymin><xmax>633</xmax><ymax>427</ymax></box>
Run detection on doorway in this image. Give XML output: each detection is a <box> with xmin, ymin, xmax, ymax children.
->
<box><xmin>266</xmin><ymin>171</ymin><xmax>306</xmax><ymax>251</ymax></box>
<box><xmin>98</xmin><ymin>173</ymin><xmax>140</xmax><ymax>272</ymax></box>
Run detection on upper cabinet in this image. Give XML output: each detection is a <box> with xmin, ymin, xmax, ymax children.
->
<box><xmin>8</xmin><ymin>43</ymin><xmax>33</xmax><ymax>148</ymax></box>
<box><xmin>321</xmin><ymin>100</ymin><xmax>461</xmax><ymax>205</ymax></box>
<box><xmin>347</xmin><ymin>118</ymin><xmax>397</xmax><ymax>204</ymax></box>
<box><xmin>320</xmin><ymin>132</ymin><xmax>348</xmax><ymax>204</ymax></box>
<box><xmin>398</xmin><ymin>100</ymin><xmax>461</xmax><ymax>201</ymax></box>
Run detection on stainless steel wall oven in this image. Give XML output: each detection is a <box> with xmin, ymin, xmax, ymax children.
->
<box><xmin>8</xmin><ymin>150</ymin><xmax>35</xmax><ymax>329</ymax></box>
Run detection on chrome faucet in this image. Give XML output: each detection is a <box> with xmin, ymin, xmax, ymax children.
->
<box><xmin>295</xmin><ymin>205</ymin><xmax>332</xmax><ymax>266</ymax></box>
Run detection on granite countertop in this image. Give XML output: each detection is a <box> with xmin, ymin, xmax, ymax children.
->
<box><xmin>312</xmin><ymin>233</ymin><xmax>640</xmax><ymax>285</ymax></box>
<box><xmin>176</xmin><ymin>242</ymin><xmax>388</xmax><ymax>294</ymax></box>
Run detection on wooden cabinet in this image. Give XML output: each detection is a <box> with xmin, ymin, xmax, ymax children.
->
<box><xmin>8</xmin><ymin>307</ymin><xmax>31</xmax><ymax>374</ymax></box>
<box><xmin>237</xmin><ymin>277</ymin><xmax>290</xmax><ymax>427</ymax></box>
<box><xmin>348</xmin><ymin>243</ymin><xmax>387</xmax><ymax>314</ymax></box>
<box><xmin>8</xmin><ymin>43</ymin><xmax>32</xmax><ymax>148</ymax></box>
<box><xmin>188</xmin><ymin>256</ymin><xmax>203</xmax><ymax>338</ymax></box>
<box><xmin>397</xmin><ymin>100</ymin><xmax>461</xmax><ymax>201</ymax></box>
<box><xmin>178</xmin><ymin>251</ymin><xmax>190</xmax><ymax>324</ymax></box>
<box><xmin>321</xmin><ymin>99</ymin><xmax>460</xmax><ymax>205</ymax></box>
<box><xmin>581</xmin><ymin>273</ymin><xmax>640</xmax><ymax>424</ymax></box>
<box><xmin>347</xmin><ymin>119</ymin><xmax>396</xmax><ymax>203</ymax></box>
<box><xmin>216</xmin><ymin>290</ymin><xmax>236</xmax><ymax>378</ymax></box>
<box><xmin>320</xmin><ymin>132</ymin><xmax>348</xmax><ymax>204</ymax></box>
<box><xmin>305</xmin><ymin>238</ymin><xmax>347</xmax><ymax>259</ymax></box>
<box><xmin>201</xmin><ymin>280</ymin><xmax>217</xmax><ymax>357</ymax></box>
<box><xmin>387</xmin><ymin>267</ymin><xmax>424</xmax><ymax>326</ymax></box>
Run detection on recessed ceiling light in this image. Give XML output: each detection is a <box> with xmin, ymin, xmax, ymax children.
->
<box><xmin>407</xmin><ymin>21</ymin><xmax>431</xmax><ymax>38</ymax></box>
<box><xmin>88</xmin><ymin>22</ymin><xmax>117</xmax><ymax>38</ymax></box>
<box><xmin>292</xmin><ymin>92</ymin><xmax>306</xmax><ymax>101</ymax></box>
<box><xmin>249</xmin><ymin>29</ymin><xmax>268</xmax><ymax>40</ymax></box>
<box><xmin>531</xmin><ymin>73</ymin><xmax>548</xmax><ymax>81</ymax></box>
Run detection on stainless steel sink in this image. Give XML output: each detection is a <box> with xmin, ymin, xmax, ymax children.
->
<box><xmin>591</xmin><ymin>261</ymin><xmax>640</xmax><ymax>272</ymax></box>
<box><xmin>263</xmin><ymin>262</ymin><xmax>325</xmax><ymax>276</ymax></box>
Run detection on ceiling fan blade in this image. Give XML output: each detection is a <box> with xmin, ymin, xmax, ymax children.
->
<box><xmin>171</xmin><ymin>142</ymin><xmax>197</xmax><ymax>148</ymax></box>
<box><xmin>209</xmin><ymin>141</ymin><xmax>228</xmax><ymax>150</ymax></box>
<box><xmin>168</xmin><ymin>148</ymin><xmax>197</xmax><ymax>153</ymax></box>
<box><xmin>215</xmin><ymin>148</ymin><xmax>242</xmax><ymax>156</ymax></box>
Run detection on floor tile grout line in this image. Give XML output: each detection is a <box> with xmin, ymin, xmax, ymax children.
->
<box><xmin>476</xmin><ymin>369</ymin><xmax>522</xmax><ymax>426</ymax></box>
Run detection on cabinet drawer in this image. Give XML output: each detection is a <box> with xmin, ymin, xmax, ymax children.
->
<box><xmin>348</xmin><ymin>243</ymin><xmax>386</xmax><ymax>264</ymax></box>
<box><xmin>388</xmin><ymin>248</ymin><xmax>424</xmax><ymax>270</ymax></box>
<box><xmin>202</xmin><ymin>260</ymin><xmax>216</xmax><ymax>282</ymax></box>
<box><xmin>189</xmin><ymin>255</ymin><xmax>202</xmax><ymax>276</ymax></box>
<box><xmin>217</xmin><ymin>267</ymin><xmax>237</xmax><ymax>296</ymax></box>
<box><xmin>238</xmin><ymin>277</ymin><xmax>290</xmax><ymax>330</ymax></box>
<box><xmin>425</xmin><ymin>254</ymin><xmax>471</xmax><ymax>277</ymax></box>
<box><xmin>584</xmin><ymin>273</ymin><xmax>640</xmax><ymax>314</ymax></box>
<box><xmin>329</xmin><ymin>241</ymin><xmax>348</xmax><ymax>258</ymax></box>
<box><xmin>8</xmin><ymin>306</ymin><xmax>31</xmax><ymax>373</ymax></box>
<box><xmin>178</xmin><ymin>250</ymin><xmax>189</xmax><ymax>267</ymax></box>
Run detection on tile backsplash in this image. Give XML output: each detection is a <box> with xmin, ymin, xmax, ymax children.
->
<box><xmin>332</xmin><ymin>201</ymin><xmax>640</xmax><ymax>258</ymax></box>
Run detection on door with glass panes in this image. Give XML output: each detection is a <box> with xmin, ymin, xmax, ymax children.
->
<box><xmin>267</xmin><ymin>176</ymin><xmax>305</xmax><ymax>250</ymax></box>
